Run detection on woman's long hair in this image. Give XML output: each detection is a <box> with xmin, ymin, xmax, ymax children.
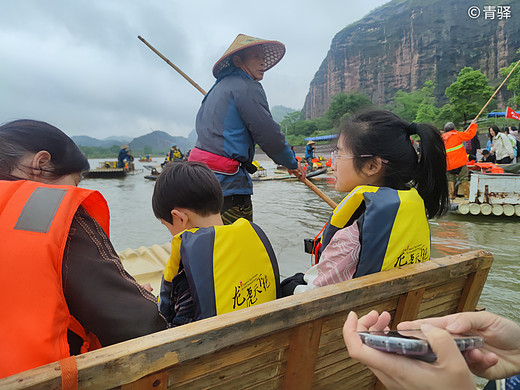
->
<box><xmin>338</xmin><ymin>110</ymin><xmax>449</xmax><ymax>218</ymax></box>
<box><xmin>0</xmin><ymin>120</ymin><xmax>89</xmax><ymax>181</ymax></box>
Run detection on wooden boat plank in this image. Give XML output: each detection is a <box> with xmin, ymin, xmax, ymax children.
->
<box><xmin>422</xmin><ymin>278</ymin><xmax>467</xmax><ymax>300</ymax></box>
<box><xmin>282</xmin><ymin>319</ymin><xmax>324</xmax><ymax>389</ymax></box>
<box><xmin>418</xmin><ymin>301</ymin><xmax>460</xmax><ymax>319</ymax></box>
<box><xmin>317</xmin><ymin>339</ymin><xmax>348</xmax><ymax>363</ymax></box>
<box><xmin>316</xmin><ymin>367</ymin><xmax>377</xmax><ymax>390</ymax></box>
<box><xmin>315</xmin><ymin>364</ymin><xmax>376</xmax><ymax>389</ymax></box>
<box><xmin>313</xmin><ymin>357</ymin><xmax>367</xmax><ymax>384</ymax></box>
<box><xmin>392</xmin><ymin>287</ymin><xmax>425</xmax><ymax>326</ymax></box>
<box><xmin>315</xmin><ymin>348</ymin><xmax>351</xmax><ymax>371</ymax></box>
<box><xmin>172</xmin><ymin>349</ymin><xmax>287</xmax><ymax>389</ymax></box>
<box><xmin>166</xmin><ymin>329</ymin><xmax>292</xmax><ymax>384</ymax></box>
<box><xmin>2</xmin><ymin>251</ymin><xmax>493</xmax><ymax>390</ymax></box>
<box><xmin>121</xmin><ymin>371</ymin><xmax>168</xmax><ymax>390</ymax></box>
<box><xmin>244</xmin><ymin>375</ymin><xmax>284</xmax><ymax>390</ymax></box>
<box><xmin>457</xmin><ymin>268</ymin><xmax>491</xmax><ymax>312</ymax></box>
<box><xmin>419</xmin><ymin>290</ymin><xmax>463</xmax><ymax>311</ymax></box>
<box><xmin>320</xmin><ymin>297</ymin><xmax>398</xmax><ymax>335</ymax></box>
<box><xmin>202</xmin><ymin>362</ymin><xmax>286</xmax><ymax>390</ymax></box>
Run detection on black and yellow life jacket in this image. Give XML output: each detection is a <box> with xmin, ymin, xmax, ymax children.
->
<box><xmin>164</xmin><ymin>218</ymin><xmax>280</xmax><ymax>320</ymax></box>
<box><xmin>168</xmin><ymin>149</ymin><xmax>183</xmax><ymax>161</ymax></box>
<box><xmin>318</xmin><ymin>185</ymin><xmax>430</xmax><ymax>277</ymax></box>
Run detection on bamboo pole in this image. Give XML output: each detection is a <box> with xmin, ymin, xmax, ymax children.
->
<box><xmin>138</xmin><ymin>35</ymin><xmax>338</xmax><ymax>209</ymax></box>
<box><xmin>138</xmin><ymin>35</ymin><xmax>207</xmax><ymax>95</ymax></box>
<box><xmin>474</xmin><ymin>58</ymin><xmax>520</xmax><ymax>121</ymax></box>
<box><xmin>300</xmin><ymin>177</ymin><xmax>337</xmax><ymax>209</ymax></box>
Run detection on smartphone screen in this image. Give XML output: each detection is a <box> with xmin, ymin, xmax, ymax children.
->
<box><xmin>357</xmin><ymin>330</ymin><xmax>483</xmax><ymax>362</ymax></box>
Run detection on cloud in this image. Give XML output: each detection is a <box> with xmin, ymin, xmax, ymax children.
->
<box><xmin>0</xmin><ymin>0</ymin><xmax>389</xmax><ymax>139</ymax></box>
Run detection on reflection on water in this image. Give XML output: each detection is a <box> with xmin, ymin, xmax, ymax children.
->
<box><xmin>82</xmin><ymin>159</ymin><xmax>520</xmax><ymax>325</ymax></box>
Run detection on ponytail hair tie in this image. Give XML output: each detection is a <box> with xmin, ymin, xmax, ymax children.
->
<box><xmin>407</xmin><ymin>122</ymin><xmax>418</xmax><ymax>136</ymax></box>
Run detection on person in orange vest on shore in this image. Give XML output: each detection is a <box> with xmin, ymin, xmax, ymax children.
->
<box><xmin>0</xmin><ymin>120</ymin><xmax>167</xmax><ymax>379</ymax></box>
<box><xmin>440</xmin><ymin>121</ymin><xmax>477</xmax><ymax>199</ymax></box>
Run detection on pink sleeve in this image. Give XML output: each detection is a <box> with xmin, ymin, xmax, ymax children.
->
<box><xmin>309</xmin><ymin>223</ymin><xmax>361</xmax><ymax>287</ymax></box>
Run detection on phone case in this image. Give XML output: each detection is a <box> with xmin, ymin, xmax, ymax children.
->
<box><xmin>358</xmin><ymin>331</ymin><xmax>483</xmax><ymax>363</ymax></box>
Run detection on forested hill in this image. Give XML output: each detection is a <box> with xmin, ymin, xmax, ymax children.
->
<box><xmin>74</xmin><ymin>130</ymin><xmax>194</xmax><ymax>158</ymax></box>
<box><xmin>303</xmin><ymin>0</ymin><xmax>520</xmax><ymax>119</ymax></box>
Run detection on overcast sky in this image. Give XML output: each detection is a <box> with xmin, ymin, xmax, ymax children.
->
<box><xmin>0</xmin><ymin>0</ymin><xmax>389</xmax><ymax>139</ymax></box>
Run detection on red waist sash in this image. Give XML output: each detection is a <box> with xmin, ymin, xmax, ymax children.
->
<box><xmin>188</xmin><ymin>147</ymin><xmax>240</xmax><ymax>175</ymax></box>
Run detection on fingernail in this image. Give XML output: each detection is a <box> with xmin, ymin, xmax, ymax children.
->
<box><xmin>420</xmin><ymin>323</ymin><xmax>435</xmax><ymax>333</ymax></box>
<box><xmin>446</xmin><ymin>322</ymin><xmax>461</xmax><ymax>332</ymax></box>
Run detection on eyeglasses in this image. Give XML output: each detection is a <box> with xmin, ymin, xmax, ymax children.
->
<box><xmin>330</xmin><ymin>150</ymin><xmax>384</xmax><ymax>165</ymax></box>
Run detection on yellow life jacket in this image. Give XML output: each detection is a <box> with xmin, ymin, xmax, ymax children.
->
<box><xmin>163</xmin><ymin>218</ymin><xmax>280</xmax><ymax>320</ymax></box>
<box><xmin>319</xmin><ymin>185</ymin><xmax>430</xmax><ymax>277</ymax></box>
<box><xmin>168</xmin><ymin>149</ymin><xmax>183</xmax><ymax>161</ymax></box>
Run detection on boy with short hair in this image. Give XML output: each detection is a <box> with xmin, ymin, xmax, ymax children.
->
<box><xmin>152</xmin><ymin>161</ymin><xmax>280</xmax><ymax>326</ymax></box>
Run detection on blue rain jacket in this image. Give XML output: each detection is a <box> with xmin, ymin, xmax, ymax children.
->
<box><xmin>194</xmin><ymin>67</ymin><xmax>297</xmax><ymax>196</ymax></box>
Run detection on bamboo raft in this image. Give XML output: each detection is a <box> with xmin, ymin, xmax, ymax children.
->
<box><xmin>84</xmin><ymin>161</ymin><xmax>136</xmax><ymax>179</ymax></box>
<box><xmin>1</xmin><ymin>250</ymin><xmax>493</xmax><ymax>389</ymax></box>
<box><xmin>452</xmin><ymin>170</ymin><xmax>520</xmax><ymax>217</ymax></box>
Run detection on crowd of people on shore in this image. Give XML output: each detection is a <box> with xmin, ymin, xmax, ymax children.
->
<box><xmin>1</xmin><ymin>32</ymin><xmax>519</xmax><ymax>388</ymax></box>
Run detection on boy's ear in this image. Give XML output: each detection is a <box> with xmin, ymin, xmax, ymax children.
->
<box><xmin>171</xmin><ymin>209</ymin><xmax>189</xmax><ymax>229</ymax></box>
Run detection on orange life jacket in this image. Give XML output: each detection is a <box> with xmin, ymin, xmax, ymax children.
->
<box><xmin>0</xmin><ymin>180</ymin><xmax>109</xmax><ymax>378</ymax></box>
<box><xmin>441</xmin><ymin>123</ymin><xmax>477</xmax><ymax>171</ymax></box>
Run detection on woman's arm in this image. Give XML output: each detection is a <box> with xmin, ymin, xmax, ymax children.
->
<box><xmin>63</xmin><ymin>207</ymin><xmax>167</xmax><ymax>347</ymax></box>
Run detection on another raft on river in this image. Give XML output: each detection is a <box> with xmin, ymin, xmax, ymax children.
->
<box><xmin>452</xmin><ymin>163</ymin><xmax>520</xmax><ymax>217</ymax></box>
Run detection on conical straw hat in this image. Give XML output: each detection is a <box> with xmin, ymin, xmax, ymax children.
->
<box><xmin>212</xmin><ymin>34</ymin><xmax>285</xmax><ymax>78</ymax></box>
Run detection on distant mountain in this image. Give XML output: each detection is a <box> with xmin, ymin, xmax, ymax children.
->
<box><xmin>188</xmin><ymin>129</ymin><xmax>198</xmax><ymax>145</ymax></box>
<box><xmin>104</xmin><ymin>136</ymin><xmax>132</xmax><ymax>144</ymax></box>
<box><xmin>271</xmin><ymin>105</ymin><xmax>298</xmax><ymax>123</ymax></box>
<box><xmin>129</xmin><ymin>130</ymin><xmax>194</xmax><ymax>154</ymax></box>
<box><xmin>72</xmin><ymin>136</ymin><xmax>123</xmax><ymax>148</ymax></box>
<box><xmin>73</xmin><ymin>131</ymin><xmax>194</xmax><ymax>155</ymax></box>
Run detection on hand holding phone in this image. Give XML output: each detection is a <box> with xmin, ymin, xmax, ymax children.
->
<box><xmin>344</xmin><ymin>311</ymin><xmax>479</xmax><ymax>390</ymax></box>
<box><xmin>358</xmin><ymin>330</ymin><xmax>483</xmax><ymax>362</ymax></box>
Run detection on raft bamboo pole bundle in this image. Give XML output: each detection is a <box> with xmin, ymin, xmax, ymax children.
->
<box><xmin>138</xmin><ymin>35</ymin><xmax>338</xmax><ymax>209</ymax></box>
<box><xmin>473</xmin><ymin>58</ymin><xmax>520</xmax><ymax>121</ymax></box>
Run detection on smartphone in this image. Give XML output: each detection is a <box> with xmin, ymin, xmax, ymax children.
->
<box><xmin>358</xmin><ymin>330</ymin><xmax>483</xmax><ymax>362</ymax></box>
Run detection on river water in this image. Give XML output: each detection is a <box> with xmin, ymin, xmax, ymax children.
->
<box><xmin>81</xmin><ymin>158</ymin><xmax>519</xmax><ymax>326</ymax></box>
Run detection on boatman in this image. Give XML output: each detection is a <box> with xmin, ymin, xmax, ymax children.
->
<box><xmin>305</xmin><ymin>140</ymin><xmax>316</xmax><ymax>172</ymax></box>
<box><xmin>440</xmin><ymin>121</ymin><xmax>477</xmax><ymax>199</ymax></box>
<box><xmin>117</xmin><ymin>145</ymin><xmax>133</xmax><ymax>168</ymax></box>
<box><xmin>167</xmin><ymin>144</ymin><xmax>184</xmax><ymax>162</ymax></box>
<box><xmin>189</xmin><ymin>34</ymin><xmax>306</xmax><ymax>224</ymax></box>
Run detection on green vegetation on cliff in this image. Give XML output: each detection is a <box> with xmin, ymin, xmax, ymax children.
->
<box><xmin>284</xmin><ymin>56</ymin><xmax>520</xmax><ymax>144</ymax></box>
<box><xmin>303</xmin><ymin>0</ymin><xmax>520</xmax><ymax>120</ymax></box>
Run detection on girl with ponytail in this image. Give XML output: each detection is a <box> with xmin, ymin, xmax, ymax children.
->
<box><xmin>282</xmin><ymin>110</ymin><xmax>449</xmax><ymax>296</ymax></box>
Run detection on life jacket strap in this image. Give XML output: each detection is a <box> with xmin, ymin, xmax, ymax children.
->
<box><xmin>68</xmin><ymin>316</ymin><xmax>102</xmax><ymax>353</ymax></box>
<box><xmin>59</xmin><ymin>356</ymin><xmax>78</xmax><ymax>390</ymax></box>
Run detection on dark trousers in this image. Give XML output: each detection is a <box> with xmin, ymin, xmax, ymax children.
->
<box><xmin>221</xmin><ymin>195</ymin><xmax>253</xmax><ymax>225</ymax></box>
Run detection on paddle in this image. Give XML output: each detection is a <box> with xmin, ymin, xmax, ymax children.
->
<box><xmin>138</xmin><ymin>35</ymin><xmax>338</xmax><ymax>209</ymax></box>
